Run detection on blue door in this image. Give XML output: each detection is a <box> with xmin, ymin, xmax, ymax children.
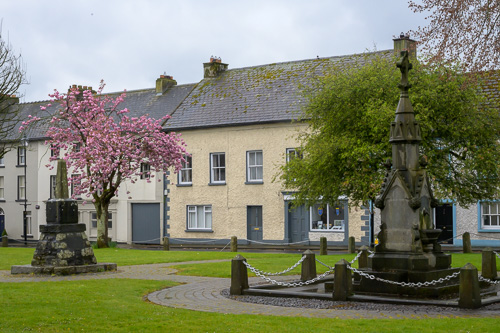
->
<box><xmin>132</xmin><ymin>203</ymin><xmax>161</xmax><ymax>244</ymax></box>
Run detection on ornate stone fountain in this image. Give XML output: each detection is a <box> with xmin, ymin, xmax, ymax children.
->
<box><xmin>353</xmin><ymin>51</ymin><xmax>458</xmax><ymax>297</ymax></box>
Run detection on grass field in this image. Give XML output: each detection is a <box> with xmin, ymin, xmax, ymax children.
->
<box><xmin>1</xmin><ymin>247</ymin><xmax>499</xmax><ymax>332</ymax></box>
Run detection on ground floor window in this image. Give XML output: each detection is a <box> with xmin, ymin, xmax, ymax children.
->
<box><xmin>25</xmin><ymin>211</ymin><xmax>32</xmax><ymax>236</ymax></box>
<box><xmin>187</xmin><ymin>205</ymin><xmax>212</xmax><ymax>230</ymax></box>
<box><xmin>309</xmin><ymin>203</ymin><xmax>345</xmax><ymax>231</ymax></box>
<box><xmin>91</xmin><ymin>212</ymin><xmax>113</xmax><ymax>229</ymax></box>
<box><xmin>481</xmin><ymin>201</ymin><xmax>500</xmax><ymax>229</ymax></box>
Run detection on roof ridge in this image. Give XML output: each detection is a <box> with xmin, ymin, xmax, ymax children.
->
<box><xmin>224</xmin><ymin>49</ymin><xmax>393</xmax><ymax>72</ymax></box>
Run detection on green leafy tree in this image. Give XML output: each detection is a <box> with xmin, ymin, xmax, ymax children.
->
<box><xmin>278</xmin><ymin>55</ymin><xmax>500</xmax><ymax>208</ymax></box>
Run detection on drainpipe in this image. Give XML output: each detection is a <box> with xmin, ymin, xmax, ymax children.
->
<box><xmin>163</xmin><ymin>172</ymin><xmax>169</xmax><ymax>238</ymax></box>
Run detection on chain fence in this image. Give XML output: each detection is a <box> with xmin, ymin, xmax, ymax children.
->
<box><xmin>249</xmin><ymin>255</ymin><xmax>306</xmax><ymax>276</ymax></box>
<box><xmin>478</xmin><ymin>275</ymin><xmax>500</xmax><ymax>285</ymax></box>
<box><xmin>348</xmin><ymin>264</ymin><xmax>461</xmax><ymax>288</ymax></box>
<box><xmin>243</xmin><ymin>259</ymin><xmax>334</xmax><ymax>287</ymax></box>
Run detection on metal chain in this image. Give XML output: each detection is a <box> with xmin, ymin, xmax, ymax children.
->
<box><xmin>479</xmin><ymin>275</ymin><xmax>500</xmax><ymax>285</ymax></box>
<box><xmin>315</xmin><ymin>258</ymin><xmax>334</xmax><ymax>270</ymax></box>
<box><xmin>349</xmin><ymin>251</ymin><xmax>363</xmax><ymax>265</ymax></box>
<box><xmin>494</xmin><ymin>251</ymin><xmax>500</xmax><ymax>260</ymax></box>
<box><xmin>249</xmin><ymin>256</ymin><xmax>306</xmax><ymax>276</ymax></box>
<box><xmin>315</xmin><ymin>250</ymin><xmax>363</xmax><ymax>270</ymax></box>
<box><xmin>243</xmin><ymin>260</ymin><xmax>334</xmax><ymax>287</ymax></box>
<box><xmin>348</xmin><ymin>264</ymin><xmax>460</xmax><ymax>288</ymax></box>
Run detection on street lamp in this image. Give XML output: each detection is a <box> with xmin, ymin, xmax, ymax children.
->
<box><xmin>20</xmin><ymin>134</ymin><xmax>28</xmax><ymax>246</ymax></box>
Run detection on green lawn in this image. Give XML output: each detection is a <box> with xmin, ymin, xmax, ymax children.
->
<box><xmin>1</xmin><ymin>279</ymin><xmax>499</xmax><ymax>332</ymax></box>
<box><xmin>1</xmin><ymin>248</ymin><xmax>500</xmax><ymax>332</ymax></box>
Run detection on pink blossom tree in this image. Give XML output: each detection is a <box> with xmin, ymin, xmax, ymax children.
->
<box><xmin>23</xmin><ymin>81</ymin><xmax>187</xmax><ymax>248</ymax></box>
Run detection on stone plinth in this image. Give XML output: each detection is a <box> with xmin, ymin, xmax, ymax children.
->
<box><xmin>46</xmin><ymin>198</ymin><xmax>78</xmax><ymax>224</ymax></box>
<box><xmin>353</xmin><ymin>267</ymin><xmax>460</xmax><ymax>298</ymax></box>
<box><xmin>31</xmin><ymin>223</ymin><xmax>96</xmax><ymax>267</ymax></box>
<box><xmin>11</xmin><ymin>263</ymin><xmax>117</xmax><ymax>275</ymax></box>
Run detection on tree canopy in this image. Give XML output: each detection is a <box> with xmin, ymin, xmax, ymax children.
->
<box><xmin>23</xmin><ymin>82</ymin><xmax>187</xmax><ymax>247</ymax></box>
<box><xmin>278</xmin><ymin>54</ymin><xmax>500</xmax><ymax>208</ymax></box>
<box><xmin>409</xmin><ymin>0</ymin><xmax>500</xmax><ymax>72</ymax></box>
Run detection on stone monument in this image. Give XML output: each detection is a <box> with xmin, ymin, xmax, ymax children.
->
<box><xmin>11</xmin><ymin>159</ymin><xmax>116</xmax><ymax>275</ymax></box>
<box><xmin>353</xmin><ymin>51</ymin><xmax>458</xmax><ymax>296</ymax></box>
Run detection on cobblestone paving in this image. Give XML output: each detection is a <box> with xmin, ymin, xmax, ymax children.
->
<box><xmin>1</xmin><ymin>261</ymin><xmax>500</xmax><ymax>319</ymax></box>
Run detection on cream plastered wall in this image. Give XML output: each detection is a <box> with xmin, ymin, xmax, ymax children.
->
<box><xmin>347</xmin><ymin>205</ymin><xmax>368</xmax><ymax>242</ymax></box>
<box><xmin>168</xmin><ymin>122</ymin><xmax>308</xmax><ymax>240</ymax></box>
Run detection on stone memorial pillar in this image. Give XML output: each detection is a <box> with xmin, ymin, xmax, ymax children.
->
<box><xmin>11</xmin><ymin>160</ymin><xmax>116</xmax><ymax>275</ymax></box>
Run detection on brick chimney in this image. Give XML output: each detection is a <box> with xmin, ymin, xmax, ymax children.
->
<box><xmin>393</xmin><ymin>32</ymin><xmax>417</xmax><ymax>59</ymax></box>
<box><xmin>156</xmin><ymin>74</ymin><xmax>177</xmax><ymax>96</ymax></box>
<box><xmin>69</xmin><ymin>85</ymin><xmax>95</xmax><ymax>101</ymax></box>
<box><xmin>0</xmin><ymin>94</ymin><xmax>19</xmax><ymax>109</ymax></box>
<box><xmin>203</xmin><ymin>56</ymin><xmax>228</xmax><ymax>78</ymax></box>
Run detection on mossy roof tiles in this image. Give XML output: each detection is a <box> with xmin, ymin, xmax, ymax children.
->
<box><xmin>165</xmin><ymin>50</ymin><xmax>393</xmax><ymax>130</ymax></box>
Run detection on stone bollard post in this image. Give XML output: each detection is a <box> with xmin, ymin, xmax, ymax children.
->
<box><xmin>462</xmin><ymin>232</ymin><xmax>472</xmax><ymax>253</ymax></box>
<box><xmin>358</xmin><ymin>245</ymin><xmax>369</xmax><ymax>269</ymax></box>
<box><xmin>230</xmin><ymin>236</ymin><xmax>238</xmax><ymax>252</ymax></box>
<box><xmin>459</xmin><ymin>263</ymin><xmax>481</xmax><ymax>309</ymax></box>
<box><xmin>482</xmin><ymin>248</ymin><xmax>498</xmax><ymax>280</ymax></box>
<box><xmin>333</xmin><ymin>259</ymin><xmax>352</xmax><ymax>301</ymax></box>
<box><xmin>162</xmin><ymin>237</ymin><xmax>170</xmax><ymax>251</ymax></box>
<box><xmin>348</xmin><ymin>236</ymin><xmax>355</xmax><ymax>254</ymax></box>
<box><xmin>230</xmin><ymin>254</ymin><xmax>249</xmax><ymax>295</ymax></box>
<box><xmin>301</xmin><ymin>250</ymin><xmax>317</xmax><ymax>282</ymax></box>
<box><xmin>319</xmin><ymin>237</ymin><xmax>327</xmax><ymax>256</ymax></box>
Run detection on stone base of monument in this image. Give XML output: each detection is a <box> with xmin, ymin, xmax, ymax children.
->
<box><xmin>352</xmin><ymin>251</ymin><xmax>460</xmax><ymax>298</ymax></box>
<box><xmin>11</xmin><ymin>263</ymin><xmax>117</xmax><ymax>275</ymax></box>
<box><xmin>11</xmin><ymin>223</ymin><xmax>117</xmax><ymax>276</ymax></box>
<box><xmin>352</xmin><ymin>268</ymin><xmax>460</xmax><ymax>298</ymax></box>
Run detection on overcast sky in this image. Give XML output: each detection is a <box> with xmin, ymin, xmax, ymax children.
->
<box><xmin>2</xmin><ymin>0</ymin><xmax>428</xmax><ymax>103</ymax></box>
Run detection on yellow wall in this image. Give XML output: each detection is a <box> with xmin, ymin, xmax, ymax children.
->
<box><xmin>168</xmin><ymin>122</ymin><xmax>307</xmax><ymax>240</ymax></box>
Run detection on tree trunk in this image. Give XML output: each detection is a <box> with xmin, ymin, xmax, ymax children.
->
<box><xmin>95</xmin><ymin>201</ymin><xmax>110</xmax><ymax>248</ymax></box>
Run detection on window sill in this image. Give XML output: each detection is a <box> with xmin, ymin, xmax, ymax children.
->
<box><xmin>176</xmin><ymin>183</ymin><xmax>192</xmax><ymax>187</ymax></box>
<box><xmin>0</xmin><ymin>199</ymin><xmax>5</xmax><ymax>202</ymax></box>
<box><xmin>16</xmin><ymin>165</ymin><xmax>26</xmax><ymax>168</ymax></box>
<box><xmin>310</xmin><ymin>230</ymin><xmax>345</xmax><ymax>233</ymax></box>
<box><xmin>185</xmin><ymin>229</ymin><xmax>214</xmax><ymax>233</ymax></box>
<box><xmin>20</xmin><ymin>235</ymin><xmax>34</xmax><ymax>239</ymax></box>
<box><xmin>245</xmin><ymin>181</ymin><xmax>264</xmax><ymax>185</ymax></box>
<box><xmin>478</xmin><ymin>228</ymin><xmax>500</xmax><ymax>233</ymax></box>
<box><xmin>0</xmin><ymin>165</ymin><xmax>4</xmax><ymax>168</ymax></box>
<box><xmin>15</xmin><ymin>199</ymin><xmax>27</xmax><ymax>203</ymax></box>
<box><xmin>208</xmin><ymin>182</ymin><xmax>226</xmax><ymax>186</ymax></box>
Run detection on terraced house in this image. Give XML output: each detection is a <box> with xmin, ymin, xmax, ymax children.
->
<box><xmin>2</xmin><ymin>37</ymin><xmax>499</xmax><ymax>247</ymax></box>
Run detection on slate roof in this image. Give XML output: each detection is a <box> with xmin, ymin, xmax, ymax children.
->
<box><xmin>164</xmin><ymin>50</ymin><xmax>393</xmax><ymax>130</ymax></box>
<box><xmin>8</xmin><ymin>83</ymin><xmax>196</xmax><ymax>141</ymax></box>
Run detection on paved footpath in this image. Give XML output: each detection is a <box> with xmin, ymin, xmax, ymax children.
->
<box><xmin>1</xmin><ymin>261</ymin><xmax>500</xmax><ymax>319</ymax></box>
